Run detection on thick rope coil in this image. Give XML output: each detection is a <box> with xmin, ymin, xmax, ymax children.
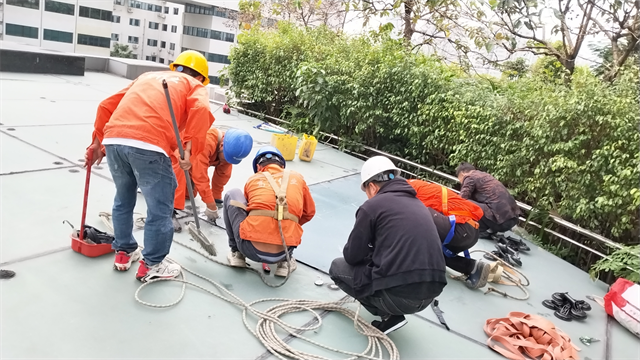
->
<box><xmin>99</xmin><ymin>211</ymin><xmax>400</xmax><ymax>360</ymax></box>
<box><xmin>451</xmin><ymin>249</ymin><xmax>530</xmax><ymax>301</ymax></box>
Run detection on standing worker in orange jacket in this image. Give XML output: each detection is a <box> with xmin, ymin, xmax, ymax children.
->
<box><xmin>407</xmin><ymin>179</ymin><xmax>492</xmax><ymax>289</ymax></box>
<box><xmin>223</xmin><ymin>146</ymin><xmax>316</xmax><ymax>277</ymax></box>
<box><xmin>85</xmin><ymin>50</ymin><xmax>215</xmax><ymax>283</ymax></box>
<box><xmin>170</xmin><ymin>128</ymin><xmax>253</xmax><ymax>232</ymax></box>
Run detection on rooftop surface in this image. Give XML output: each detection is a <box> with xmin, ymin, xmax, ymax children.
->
<box><xmin>1</xmin><ymin>70</ymin><xmax>639</xmax><ymax>360</ymax></box>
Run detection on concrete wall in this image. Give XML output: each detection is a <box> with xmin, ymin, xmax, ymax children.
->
<box><xmin>3</xmin><ymin>3</ymin><xmax>42</xmax><ymax>47</ymax></box>
<box><xmin>40</xmin><ymin>1</ymin><xmax>76</xmax><ymax>53</ymax></box>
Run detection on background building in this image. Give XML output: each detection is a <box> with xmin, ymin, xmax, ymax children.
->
<box><xmin>1</xmin><ymin>0</ymin><xmax>114</xmax><ymax>56</ymax></box>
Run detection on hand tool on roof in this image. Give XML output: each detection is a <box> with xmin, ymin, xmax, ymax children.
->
<box><xmin>431</xmin><ymin>299</ymin><xmax>450</xmax><ymax>331</ymax></box>
<box><xmin>162</xmin><ymin>79</ymin><xmax>216</xmax><ymax>256</ymax></box>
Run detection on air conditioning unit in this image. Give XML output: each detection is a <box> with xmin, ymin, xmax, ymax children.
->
<box><xmin>152</xmin><ymin>51</ymin><xmax>157</xmax><ymax>55</ymax></box>
<box><xmin>132</xmin><ymin>44</ymin><xmax>138</xmax><ymax>49</ymax></box>
<box><xmin>168</xmin><ymin>50</ymin><xmax>174</xmax><ymax>55</ymax></box>
<box><xmin>158</xmin><ymin>14</ymin><xmax>166</xmax><ymax>19</ymax></box>
<box><xmin>127</xmin><ymin>8</ymin><xmax>133</xmax><ymax>13</ymax></box>
<box><xmin>159</xmin><ymin>48</ymin><xmax>163</xmax><ymax>52</ymax></box>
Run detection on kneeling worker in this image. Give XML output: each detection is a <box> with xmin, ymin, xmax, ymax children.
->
<box><xmin>407</xmin><ymin>179</ymin><xmax>491</xmax><ymax>289</ymax></box>
<box><xmin>456</xmin><ymin>162</ymin><xmax>520</xmax><ymax>238</ymax></box>
<box><xmin>329</xmin><ymin>156</ymin><xmax>447</xmax><ymax>334</ymax></box>
<box><xmin>223</xmin><ymin>146</ymin><xmax>316</xmax><ymax>277</ymax></box>
<box><xmin>171</xmin><ymin>127</ymin><xmax>253</xmax><ymax>231</ymax></box>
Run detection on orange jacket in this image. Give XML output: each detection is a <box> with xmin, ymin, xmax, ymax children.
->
<box><xmin>407</xmin><ymin>179</ymin><xmax>484</xmax><ymax>225</ymax></box>
<box><xmin>174</xmin><ymin>128</ymin><xmax>231</xmax><ymax>204</ymax></box>
<box><xmin>92</xmin><ymin>71</ymin><xmax>214</xmax><ymax>157</ymax></box>
<box><xmin>240</xmin><ymin>164</ymin><xmax>316</xmax><ymax>246</ymax></box>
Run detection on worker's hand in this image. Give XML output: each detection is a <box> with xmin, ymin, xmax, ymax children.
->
<box><xmin>204</xmin><ymin>207</ymin><xmax>219</xmax><ymax>221</ymax></box>
<box><xmin>215</xmin><ymin>199</ymin><xmax>223</xmax><ymax>210</ymax></box>
<box><xmin>179</xmin><ymin>150</ymin><xmax>191</xmax><ymax>170</ymax></box>
<box><xmin>85</xmin><ymin>142</ymin><xmax>104</xmax><ymax>167</ymax></box>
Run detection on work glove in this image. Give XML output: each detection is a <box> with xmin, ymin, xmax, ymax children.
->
<box><xmin>204</xmin><ymin>207</ymin><xmax>219</xmax><ymax>221</ymax></box>
<box><xmin>215</xmin><ymin>199</ymin><xmax>223</xmax><ymax>210</ymax></box>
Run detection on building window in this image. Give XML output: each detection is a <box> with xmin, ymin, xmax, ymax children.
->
<box><xmin>131</xmin><ymin>54</ymin><xmax>138</xmax><ymax>59</ymax></box>
<box><xmin>162</xmin><ymin>24</ymin><xmax>168</xmax><ymax>31</ymax></box>
<box><xmin>128</xmin><ymin>0</ymin><xmax>161</xmax><ymax>12</ymax></box>
<box><xmin>145</xmin><ymin>55</ymin><xmax>157</xmax><ymax>62</ymax></box>
<box><xmin>149</xmin><ymin>22</ymin><xmax>159</xmax><ymax>30</ymax></box>
<box><xmin>79</xmin><ymin>6</ymin><xmax>112</xmax><ymax>22</ymax></box>
<box><xmin>147</xmin><ymin>39</ymin><xmax>158</xmax><ymax>46</ymax></box>
<box><xmin>208</xmin><ymin>76</ymin><xmax>224</xmax><ymax>86</ymax></box>
<box><xmin>164</xmin><ymin>6</ymin><xmax>169</xmax><ymax>14</ymax></box>
<box><xmin>77</xmin><ymin>34</ymin><xmax>111</xmax><ymax>48</ymax></box>
<box><xmin>45</xmin><ymin>0</ymin><xmax>75</xmax><ymax>16</ymax></box>
<box><xmin>160</xmin><ymin>41</ymin><xmax>166</xmax><ymax>48</ymax></box>
<box><xmin>159</xmin><ymin>58</ymin><xmax>165</xmax><ymax>64</ymax></box>
<box><xmin>112</xmin><ymin>15</ymin><xmax>121</xmax><ymax>23</ymax></box>
<box><xmin>171</xmin><ymin>25</ymin><xmax>177</xmax><ymax>33</ymax></box>
<box><xmin>173</xmin><ymin>7</ymin><xmax>179</xmax><ymax>15</ymax></box>
<box><xmin>169</xmin><ymin>43</ymin><xmax>176</xmax><ymax>50</ymax></box>
<box><xmin>43</xmin><ymin>29</ymin><xmax>74</xmax><ymax>43</ymax></box>
<box><xmin>6</xmin><ymin>0</ymin><xmax>39</xmax><ymax>10</ymax></box>
<box><xmin>181</xmin><ymin>47</ymin><xmax>230</xmax><ymax>65</ymax></box>
<box><xmin>129</xmin><ymin>18</ymin><xmax>141</xmax><ymax>26</ymax></box>
<box><xmin>184</xmin><ymin>3</ymin><xmax>230</xmax><ymax>19</ymax></box>
<box><xmin>111</xmin><ymin>33</ymin><xmax>119</xmax><ymax>41</ymax></box>
<box><xmin>113</xmin><ymin>0</ymin><xmax>124</xmax><ymax>5</ymax></box>
<box><xmin>128</xmin><ymin>36</ymin><xmax>139</xmax><ymax>44</ymax></box>
<box><xmin>184</xmin><ymin>26</ymin><xmax>234</xmax><ymax>43</ymax></box>
<box><xmin>6</xmin><ymin>23</ymin><xmax>39</xmax><ymax>39</ymax></box>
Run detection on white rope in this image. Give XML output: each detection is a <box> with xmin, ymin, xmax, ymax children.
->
<box><xmin>99</xmin><ymin>212</ymin><xmax>400</xmax><ymax>360</ymax></box>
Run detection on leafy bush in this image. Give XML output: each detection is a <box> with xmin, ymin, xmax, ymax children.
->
<box><xmin>590</xmin><ymin>245</ymin><xmax>640</xmax><ymax>283</ymax></box>
<box><xmin>226</xmin><ymin>23</ymin><xmax>640</xmax><ymax>245</ymax></box>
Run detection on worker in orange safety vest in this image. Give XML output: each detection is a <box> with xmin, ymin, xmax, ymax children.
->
<box><xmin>407</xmin><ymin>179</ymin><xmax>492</xmax><ymax>290</ymax></box>
<box><xmin>85</xmin><ymin>50</ymin><xmax>215</xmax><ymax>283</ymax></box>
<box><xmin>223</xmin><ymin>146</ymin><xmax>316</xmax><ymax>278</ymax></box>
<box><xmin>170</xmin><ymin>127</ymin><xmax>253</xmax><ymax>232</ymax></box>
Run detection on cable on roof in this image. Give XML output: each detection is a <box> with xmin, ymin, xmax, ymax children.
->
<box><xmin>99</xmin><ymin>212</ymin><xmax>400</xmax><ymax>360</ymax></box>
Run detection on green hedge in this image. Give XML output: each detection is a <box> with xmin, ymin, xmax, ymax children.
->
<box><xmin>227</xmin><ymin>23</ymin><xmax>640</xmax><ymax>244</ymax></box>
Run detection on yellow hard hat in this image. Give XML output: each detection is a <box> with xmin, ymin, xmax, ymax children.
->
<box><xmin>170</xmin><ymin>50</ymin><xmax>210</xmax><ymax>86</ymax></box>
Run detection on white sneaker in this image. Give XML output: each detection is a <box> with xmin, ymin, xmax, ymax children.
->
<box><xmin>275</xmin><ymin>257</ymin><xmax>297</xmax><ymax>277</ymax></box>
<box><xmin>113</xmin><ymin>248</ymin><xmax>142</xmax><ymax>271</ymax></box>
<box><xmin>135</xmin><ymin>259</ymin><xmax>181</xmax><ymax>283</ymax></box>
<box><xmin>227</xmin><ymin>251</ymin><xmax>247</xmax><ymax>268</ymax></box>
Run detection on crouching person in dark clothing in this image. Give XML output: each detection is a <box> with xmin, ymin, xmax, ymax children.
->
<box><xmin>329</xmin><ymin>156</ymin><xmax>447</xmax><ymax>335</ymax></box>
<box><xmin>456</xmin><ymin>162</ymin><xmax>520</xmax><ymax>238</ymax></box>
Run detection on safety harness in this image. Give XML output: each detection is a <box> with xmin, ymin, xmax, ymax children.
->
<box><xmin>230</xmin><ymin>169</ymin><xmax>299</xmax><ymax>223</ymax></box>
<box><xmin>441</xmin><ymin>186</ymin><xmax>478</xmax><ymax>259</ymax></box>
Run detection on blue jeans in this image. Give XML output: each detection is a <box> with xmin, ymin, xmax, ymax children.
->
<box><xmin>105</xmin><ymin>144</ymin><xmax>177</xmax><ymax>266</ymax></box>
<box><xmin>223</xmin><ymin>188</ymin><xmax>294</xmax><ymax>263</ymax></box>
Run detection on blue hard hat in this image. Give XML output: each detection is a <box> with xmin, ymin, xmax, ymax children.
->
<box><xmin>252</xmin><ymin>146</ymin><xmax>285</xmax><ymax>173</ymax></box>
<box><xmin>222</xmin><ymin>129</ymin><xmax>253</xmax><ymax>165</ymax></box>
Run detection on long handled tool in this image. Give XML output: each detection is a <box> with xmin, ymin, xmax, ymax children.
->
<box><xmin>161</xmin><ymin>79</ymin><xmax>216</xmax><ymax>256</ymax></box>
<box><xmin>79</xmin><ymin>152</ymin><xmax>94</xmax><ymax>244</ymax></box>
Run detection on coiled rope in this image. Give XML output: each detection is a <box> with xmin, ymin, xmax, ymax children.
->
<box><xmin>98</xmin><ymin>212</ymin><xmax>400</xmax><ymax>360</ymax></box>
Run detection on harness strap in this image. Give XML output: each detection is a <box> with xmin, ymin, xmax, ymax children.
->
<box><xmin>484</xmin><ymin>312</ymin><xmax>580</xmax><ymax>360</ymax></box>
<box><xmin>442</xmin><ymin>215</ymin><xmax>470</xmax><ymax>259</ymax></box>
<box><xmin>234</xmin><ymin>170</ymin><xmax>299</xmax><ymax>223</ymax></box>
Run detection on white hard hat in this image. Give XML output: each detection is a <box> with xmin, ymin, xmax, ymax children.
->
<box><xmin>360</xmin><ymin>156</ymin><xmax>401</xmax><ymax>191</ymax></box>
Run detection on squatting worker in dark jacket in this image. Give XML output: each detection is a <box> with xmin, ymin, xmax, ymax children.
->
<box><xmin>456</xmin><ymin>162</ymin><xmax>520</xmax><ymax>238</ymax></box>
<box><xmin>329</xmin><ymin>156</ymin><xmax>447</xmax><ymax>335</ymax></box>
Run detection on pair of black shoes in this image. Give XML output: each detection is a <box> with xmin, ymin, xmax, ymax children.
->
<box><xmin>492</xmin><ymin>234</ymin><xmax>531</xmax><ymax>252</ymax></box>
<box><xmin>542</xmin><ymin>292</ymin><xmax>591</xmax><ymax>321</ymax></box>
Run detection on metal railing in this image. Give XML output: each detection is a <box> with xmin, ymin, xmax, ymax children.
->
<box><xmin>218</xmin><ymin>102</ymin><xmax>637</xmax><ymax>281</ymax></box>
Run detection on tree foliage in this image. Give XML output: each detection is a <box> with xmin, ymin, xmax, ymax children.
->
<box><xmin>110</xmin><ymin>43</ymin><xmax>135</xmax><ymax>59</ymax></box>
<box><xmin>227</xmin><ymin>23</ymin><xmax>640</xmax><ymax>245</ymax></box>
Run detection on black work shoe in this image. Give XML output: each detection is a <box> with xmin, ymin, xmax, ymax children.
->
<box><xmin>371</xmin><ymin>315</ymin><xmax>407</xmax><ymax>334</ymax></box>
<box><xmin>478</xmin><ymin>231</ymin><xmax>492</xmax><ymax>239</ymax></box>
<box><xmin>0</xmin><ymin>270</ymin><xmax>16</xmax><ymax>279</ymax></box>
<box><xmin>172</xmin><ymin>210</ymin><xmax>182</xmax><ymax>233</ymax></box>
<box><xmin>465</xmin><ymin>261</ymin><xmax>491</xmax><ymax>289</ymax></box>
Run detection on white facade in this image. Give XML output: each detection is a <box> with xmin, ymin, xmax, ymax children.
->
<box><xmin>1</xmin><ymin>0</ymin><xmax>113</xmax><ymax>56</ymax></box>
<box><xmin>110</xmin><ymin>0</ymin><xmax>184</xmax><ymax>66</ymax></box>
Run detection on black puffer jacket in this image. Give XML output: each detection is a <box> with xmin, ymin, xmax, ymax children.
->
<box><xmin>343</xmin><ymin>178</ymin><xmax>447</xmax><ymax>298</ymax></box>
